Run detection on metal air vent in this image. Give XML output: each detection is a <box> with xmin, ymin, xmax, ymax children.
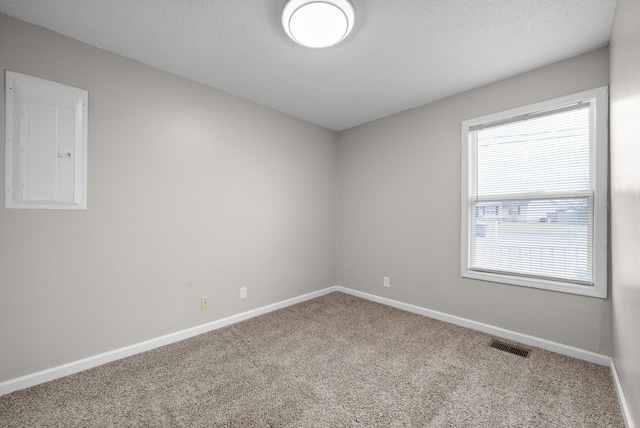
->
<box><xmin>489</xmin><ymin>339</ymin><xmax>531</xmax><ymax>358</ymax></box>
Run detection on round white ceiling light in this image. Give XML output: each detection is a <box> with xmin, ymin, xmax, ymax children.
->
<box><xmin>282</xmin><ymin>0</ymin><xmax>355</xmax><ymax>48</ymax></box>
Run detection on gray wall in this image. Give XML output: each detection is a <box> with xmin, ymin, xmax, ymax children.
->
<box><xmin>0</xmin><ymin>14</ymin><xmax>338</xmax><ymax>382</ymax></box>
<box><xmin>610</xmin><ymin>0</ymin><xmax>640</xmax><ymax>424</ymax></box>
<box><xmin>337</xmin><ymin>47</ymin><xmax>612</xmax><ymax>355</ymax></box>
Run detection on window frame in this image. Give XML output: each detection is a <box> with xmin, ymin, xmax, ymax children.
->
<box><xmin>460</xmin><ymin>87</ymin><xmax>608</xmax><ymax>298</ymax></box>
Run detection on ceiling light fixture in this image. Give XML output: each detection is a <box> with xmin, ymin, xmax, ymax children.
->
<box><xmin>282</xmin><ymin>0</ymin><xmax>355</xmax><ymax>49</ymax></box>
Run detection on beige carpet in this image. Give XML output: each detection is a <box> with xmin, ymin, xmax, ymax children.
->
<box><xmin>0</xmin><ymin>292</ymin><xmax>624</xmax><ymax>427</ymax></box>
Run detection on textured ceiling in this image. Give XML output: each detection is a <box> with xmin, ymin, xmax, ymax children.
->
<box><xmin>0</xmin><ymin>0</ymin><xmax>617</xmax><ymax>131</ymax></box>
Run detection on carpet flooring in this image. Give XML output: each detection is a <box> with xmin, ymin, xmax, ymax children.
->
<box><xmin>0</xmin><ymin>292</ymin><xmax>625</xmax><ymax>427</ymax></box>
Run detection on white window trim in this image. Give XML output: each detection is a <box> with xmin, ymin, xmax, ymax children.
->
<box><xmin>460</xmin><ymin>87</ymin><xmax>608</xmax><ymax>299</ymax></box>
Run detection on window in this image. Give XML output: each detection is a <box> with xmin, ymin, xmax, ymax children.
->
<box><xmin>461</xmin><ymin>87</ymin><xmax>608</xmax><ymax>298</ymax></box>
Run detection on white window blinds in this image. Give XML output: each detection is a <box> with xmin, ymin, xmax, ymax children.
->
<box><xmin>461</xmin><ymin>87</ymin><xmax>608</xmax><ymax>297</ymax></box>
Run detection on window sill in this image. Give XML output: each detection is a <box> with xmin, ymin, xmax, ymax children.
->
<box><xmin>461</xmin><ymin>269</ymin><xmax>607</xmax><ymax>299</ymax></box>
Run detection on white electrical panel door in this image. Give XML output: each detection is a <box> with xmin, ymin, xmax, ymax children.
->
<box><xmin>5</xmin><ymin>71</ymin><xmax>88</xmax><ymax>209</ymax></box>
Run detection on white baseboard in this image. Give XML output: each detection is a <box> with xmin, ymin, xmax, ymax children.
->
<box><xmin>1</xmin><ymin>284</ymin><xmax>632</xmax><ymax>427</ymax></box>
<box><xmin>0</xmin><ymin>286</ymin><xmax>338</xmax><ymax>397</ymax></box>
<box><xmin>610</xmin><ymin>359</ymin><xmax>636</xmax><ymax>428</ymax></box>
<box><xmin>335</xmin><ymin>286</ymin><xmax>611</xmax><ymax>366</ymax></box>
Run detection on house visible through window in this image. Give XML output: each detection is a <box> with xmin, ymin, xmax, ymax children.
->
<box><xmin>461</xmin><ymin>87</ymin><xmax>608</xmax><ymax>298</ymax></box>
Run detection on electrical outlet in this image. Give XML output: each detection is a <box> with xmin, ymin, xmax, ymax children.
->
<box><xmin>240</xmin><ymin>287</ymin><xmax>247</xmax><ymax>299</ymax></box>
<box><xmin>383</xmin><ymin>277</ymin><xmax>390</xmax><ymax>288</ymax></box>
<box><xmin>201</xmin><ymin>296</ymin><xmax>209</xmax><ymax>310</ymax></box>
